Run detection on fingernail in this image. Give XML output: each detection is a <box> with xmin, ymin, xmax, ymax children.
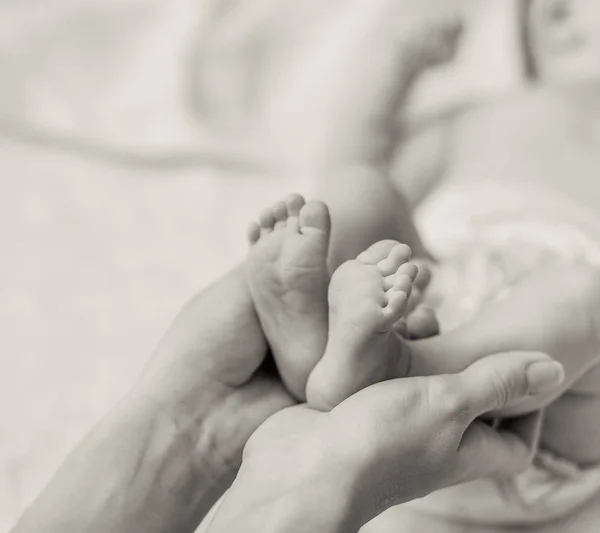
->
<box><xmin>526</xmin><ymin>361</ymin><xmax>565</xmax><ymax>395</ymax></box>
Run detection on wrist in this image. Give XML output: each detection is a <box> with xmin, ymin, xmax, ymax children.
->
<box><xmin>131</xmin><ymin>378</ymin><xmax>243</xmax><ymax>465</ymax></box>
<box><xmin>211</xmin><ymin>461</ymin><xmax>362</xmax><ymax>533</ymax></box>
<box><xmin>14</xmin><ymin>388</ymin><xmax>237</xmax><ymax>533</ymax></box>
<box><xmin>122</xmin><ymin>381</ymin><xmax>245</xmax><ymax>519</ymax></box>
<box><xmin>128</xmin><ymin>390</ymin><xmax>241</xmax><ymax>526</ymax></box>
<box><xmin>208</xmin><ymin>413</ymin><xmax>369</xmax><ymax>533</ymax></box>
<box><xmin>129</xmin><ymin>372</ymin><xmax>292</xmax><ymax>502</ymax></box>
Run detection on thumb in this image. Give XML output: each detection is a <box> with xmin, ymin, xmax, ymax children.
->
<box><xmin>456</xmin><ymin>351</ymin><xmax>565</xmax><ymax>423</ymax></box>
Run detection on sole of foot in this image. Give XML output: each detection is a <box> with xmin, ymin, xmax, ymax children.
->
<box><xmin>246</xmin><ymin>194</ymin><xmax>331</xmax><ymax>400</ymax></box>
<box><xmin>306</xmin><ymin>240</ymin><xmax>418</xmax><ymax>411</ymax></box>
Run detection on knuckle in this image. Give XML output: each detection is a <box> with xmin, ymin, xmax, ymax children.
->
<box><xmin>495</xmin><ymin>364</ymin><xmax>534</xmax><ymax>408</ymax></box>
<box><xmin>488</xmin><ymin>367</ymin><xmax>530</xmax><ymax>411</ymax></box>
<box><xmin>429</xmin><ymin>376</ymin><xmax>469</xmax><ymax>420</ymax></box>
<box><xmin>489</xmin><ymin>371</ymin><xmax>513</xmax><ymax>408</ymax></box>
<box><xmin>396</xmin><ymin>382</ymin><xmax>430</xmax><ymax>416</ymax></box>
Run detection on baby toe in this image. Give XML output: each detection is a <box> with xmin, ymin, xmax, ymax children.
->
<box><xmin>272</xmin><ymin>201</ymin><xmax>288</xmax><ymax>230</ymax></box>
<box><xmin>397</xmin><ymin>262</ymin><xmax>419</xmax><ymax>281</ymax></box>
<box><xmin>357</xmin><ymin>240</ymin><xmax>402</xmax><ymax>265</ymax></box>
<box><xmin>247</xmin><ymin>221</ymin><xmax>261</xmax><ymax>245</ymax></box>
<box><xmin>285</xmin><ymin>193</ymin><xmax>306</xmax><ymax>217</ymax></box>
<box><xmin>383</xmin><ymin>291</ymin><xmax>409</xmax><ymax>323</ymax></box>
<box><xmin>377</xmin><ymin>244</ymin><xmax>412</xmax><ymax>276</ymax></box>
<box><xmin>413</xmin><ymin>259</ymin><xmax>433</xmax><ymax>292</ymax></box>
<box><xmin>259</xmin><ymin>209</ymin><xmax>277</xmax><ymax>236</ymax></box>
<box><xmin>299</xmin><ymin>201</ymin><xmax>331</xmax><ymax>236</ymax></box>
<box><xmin>392</xmin><ymin>274</ymin><xmax>414</xmax><ymax>296</ymax></box>
<box><xmin>384</xmin><ymin>266</ymin><xmax>416</xmax><ymax>291</ymax></box>
<box><xmin>406</xmin><ymin>287</ymin><xmax>422</xmax><ymax>314</ymax></box>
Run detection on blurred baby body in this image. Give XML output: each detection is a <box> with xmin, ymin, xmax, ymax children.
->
<box><xmin>408</xmin><ymin>84</ymin><xmax>600</xmax><ymax>525</ymax></box>
<box><xmin>418</xmin><ymin>82</ymin><xmax>600</xmax><ymax>323</ymax></box>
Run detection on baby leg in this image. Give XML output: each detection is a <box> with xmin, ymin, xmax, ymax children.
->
<box><xmin>320</xmin><ymin>166</ymin><xmax>432</xmax><ymax>272</ymax></box>
<box><xmin>316</xmin><ymin>19</ymin><xmax>463</xmax><ymax>271</ymax></box>
<box><xmin>246</xmin><ymin>194</ymin><xmax>331</xmax><ymax>400</ymax></box>
<box><xmin>246</xmin><ymin>195</ymin><xmax>435</xmax><ymax>402</ymax></box>
<box><xmin>306</xmin><ymin>240</ymin><xmax>419</xmax><ymax>410</ymax></box>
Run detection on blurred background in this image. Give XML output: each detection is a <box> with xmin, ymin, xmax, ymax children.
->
<box><xmin>0</xmin><ymin>0</ymin><xmax>549</xmax><ymax>530</ymax></box>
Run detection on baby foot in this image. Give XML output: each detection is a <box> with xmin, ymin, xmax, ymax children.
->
<box><xmin>246</xmin><ymin>194</ymin><xmax>330</xmax><ymax>400</ymax></box>
<box><xmin>306</xmin><ymin>240</ymin><xmax>418</xmax><ymax>411</ymax></box>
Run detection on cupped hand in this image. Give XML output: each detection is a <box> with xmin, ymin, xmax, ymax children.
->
<box><xmin>208</xmin><ymin>351</ymin><xmax>564</xmax><ymax>532</ymax></box>
<box><xmin>133</xmin><ymin>269</ymin><xmax>296</xmax><ymax>482</ymax></box>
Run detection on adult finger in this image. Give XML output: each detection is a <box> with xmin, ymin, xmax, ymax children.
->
<box><xmin>454</xmin><ymin>351</ymin><xmax>565</xmax><ymax>423</ymax></box>
<box><xmin>495</xmin><ymin>411</ymin><xmax>544</xmax><ymax>453</ymax></box>
<box><xmin>455</xmin><ymin>414</ymin><xmax>542</xmax><ymax>482</ymax></box>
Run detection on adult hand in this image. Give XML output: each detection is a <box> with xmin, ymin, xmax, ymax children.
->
<box><xmin>13</xmin><ymin>268</ymin><xmax>296</xmax><ymax>533</ymax></box>
<box><xmin>207</xmin><ymin>351</ymin><xmax>563</xmax><ymax>533</ymax></box>
<box><xmin>134</xmin><ymin>266</ymin><xmax>296</xmax><ymax>485</ymax></box>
